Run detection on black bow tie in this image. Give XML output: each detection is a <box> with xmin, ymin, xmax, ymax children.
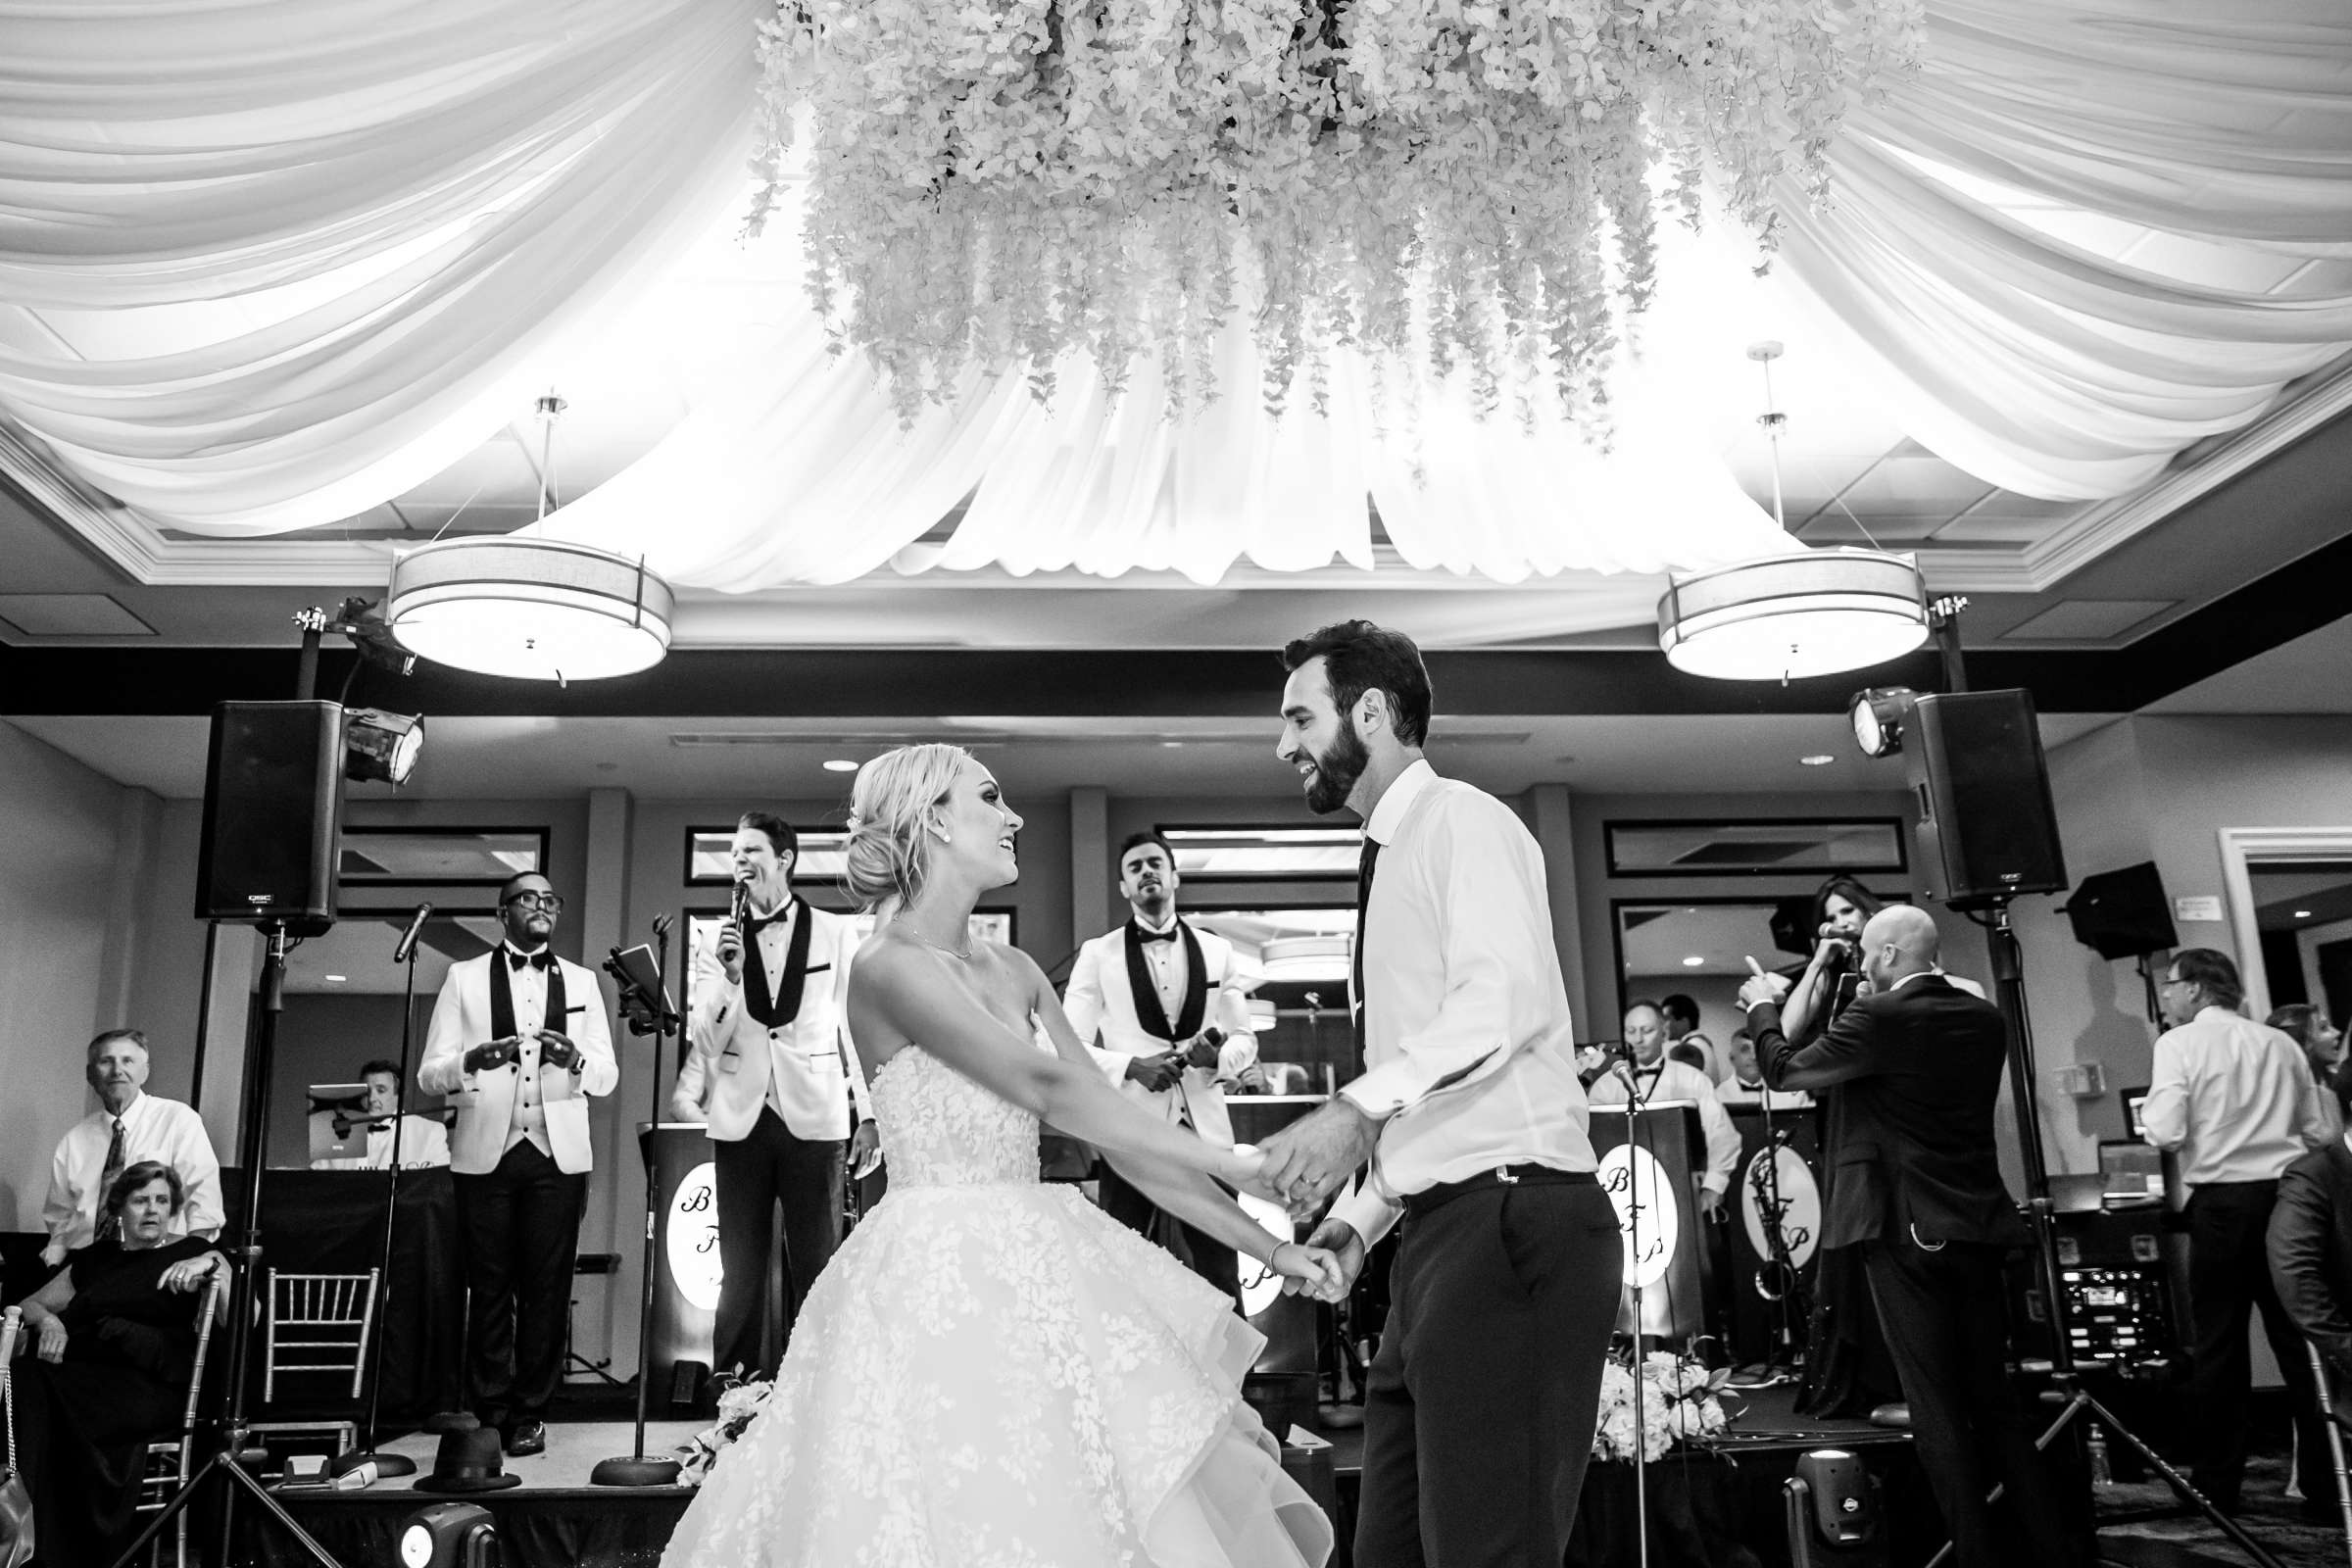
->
<box><xmin>1136</xmin><ymin>924</ymin><xmax>1180</xmax><ymax>945</ymax></box>
<box><xmin>508</xmin><ymin>950</ymin><xmax>551</xmax><ymax>971</ymax></box>
<box><xmin>746</xmin><ymin>906</ymin><xmax>792</xmax><ymax>933</ymax></box>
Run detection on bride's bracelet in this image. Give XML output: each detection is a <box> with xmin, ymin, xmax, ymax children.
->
<box><xmin>1267</xmin><ymin>1240</ymin><xmax>1298</xmax><ymax>1271</ymax></box>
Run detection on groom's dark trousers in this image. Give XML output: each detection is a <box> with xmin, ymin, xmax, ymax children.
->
<box><xmin>1354</xmin><ymin>1171</ymin><xmax>1623</xmax><ymax>1566</ymax></box>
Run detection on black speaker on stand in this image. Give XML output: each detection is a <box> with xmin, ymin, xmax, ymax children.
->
<box><xmin>195</xmin><ymin>701</ymin><xmax>346</xmax><ymax>934</ymax></box>
<box><xmin>2060</xmin><ymin>862</ymin><xmax>2179</xmax><ymax>1024</ymax></box>
<box><xmin>1902</xmin><ymin>689</ymin><xmax>2068</xmax><ymax>910</ymax></box>
<box><xmin>119</xmin><ymin>699</ymin><xmax>352</xmax><ymax>1568</ymax></box>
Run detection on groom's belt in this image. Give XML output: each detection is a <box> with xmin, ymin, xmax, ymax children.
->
<box><xmin>1400</xmin><ymin>1163</ymin><xmax>1594</xmax><ymax>1220</ymax></box>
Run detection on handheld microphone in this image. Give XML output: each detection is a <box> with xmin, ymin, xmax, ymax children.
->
<box><xmin>730</xmin><ymin>874</ymin><xmax>753</xmax><ymax>931</ymax></box>
<box><xmin>392</xmin><ymin>902</ymin><xmax>433</xmax><ymax>963</ymax></box>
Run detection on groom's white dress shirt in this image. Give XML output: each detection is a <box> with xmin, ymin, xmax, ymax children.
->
<box><xmin>1332</xmin><ymin>759</ymin><xmax>1596</xmax><ymax>1247</ymax></box>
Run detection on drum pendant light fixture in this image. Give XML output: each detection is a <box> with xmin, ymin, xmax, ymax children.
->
<box><xmin>385</xmin><ymin>394</ymin><xmax>674</xmax><ymax>683</ymax></box>
<box><xmin>1657</xmin><ymin>345</ymin><xmax>1930</xmax><ymax>682</ymax></box>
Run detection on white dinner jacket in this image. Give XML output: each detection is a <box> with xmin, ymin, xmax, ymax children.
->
<box><xmin>672</xmin><ymin>903</ymin><xmax>868</xmax><ymax>1142</ymax></box>
<box><xmin>417</xmin><ymin>951</ymin><xmax>618</xmax><ymax>1175</ymax></box>
<box><xmin>1063</xmin><ymin>920</ymin><xmax>1258</xmax><ymax>1150</ymax></box>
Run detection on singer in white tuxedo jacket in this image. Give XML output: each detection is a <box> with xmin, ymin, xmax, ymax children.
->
<box><xmin>417</xmin><ymin>873</ymin><xmax>616</xmax><ymax>1452</ymax></box>
<box><xmin>1062</xmin><ymin>831</ymin><xmax>1258</xmax><ymax>1305</ymax></box>
<box><xmin>670</xmin><ymin>814</ymin><xmax>879</xmax><ymax>1381</ymax></box>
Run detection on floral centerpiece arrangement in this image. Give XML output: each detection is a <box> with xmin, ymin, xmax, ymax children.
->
<box><xmin>676</xmin><ymin>1376</ymin><xmax>778</xmax><ymax>1486</ymax></box>
<box><xmin>1592</xmin><ymin>1349</ymin><xmax>1732</xmax><ymax>1463</ymax></box>
<box><xmin>751</xmin><ymin>0</ymin><xmax>1919</xmax><ymax>427</ymax></box>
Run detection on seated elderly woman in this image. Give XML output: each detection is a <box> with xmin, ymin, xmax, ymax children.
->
<box><xmin>9</xmin><ymin>1160</ymin><xmax>226</xmax><ymax>1566</ymax></box>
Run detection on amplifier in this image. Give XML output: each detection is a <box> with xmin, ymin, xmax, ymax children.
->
<box><xmin>2058</xmin><ymin>1266</ymin><xmax>2176</xmax><ymax>1370</ymax></box>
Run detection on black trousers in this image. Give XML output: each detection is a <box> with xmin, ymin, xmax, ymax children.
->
<box><xmin>2184</xmin><ymin>1180</ymin><xmax>2329</xmax><ymax>1508</ymax></box>
<box><xmin>452</xmin><ymin>1138</ymin><xmax>585</xmax><ymax>1430</ymax></box>
<box><xmin>1863</xmin><ymin>1237</ymin><xmax>2068</xmax><ymax>1568</ymax></box>
<box><xmin>712</xmin><ymin>1105</ymin><xmax>845</xmax><ymax>1379</ymax></box>
<box><xmin>1098</xmin><ymin>1162</ymin><xmax>1242</xmax><ymax>1310</ymax></box>
<box><xmin>1355</xmin><ymin>1179</ymin><xmax>1622</xmax><ymax>1568</ymax></box>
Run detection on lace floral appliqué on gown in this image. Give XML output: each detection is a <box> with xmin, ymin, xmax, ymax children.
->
<box><xmin>661</xmin><ymin>1041</ymin><xmax>1333</xmax><ymax>1568</ymax></box>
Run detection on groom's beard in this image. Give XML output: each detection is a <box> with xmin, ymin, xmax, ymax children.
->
<box><xmin>1301</xmin><ymin>716</ymin><xmax>1369</xmax><ymax>815</ymax></box>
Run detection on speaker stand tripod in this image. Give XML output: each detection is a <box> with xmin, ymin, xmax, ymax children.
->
<box><xmin>112</xmin><ymin>921</ymin><xmax>349</xmax><ymax>1568</ymax></box>
<box><xmin>1917</xmin><ymin>902</ymin><xmax>2287</xmax><ymax>1568</ymax></box>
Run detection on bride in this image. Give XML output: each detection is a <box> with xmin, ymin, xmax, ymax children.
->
<box><xmin>661</xmin><ymin>744</ymin><xmax>1338</xmax><ymax>1568</ymax></box>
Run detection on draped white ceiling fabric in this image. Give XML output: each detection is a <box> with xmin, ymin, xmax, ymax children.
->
<box><xmin>0</xmin><ymin>0</ymin><xmax>2348</xmax><ymax>579</ymax></box>
<box><xmin>0</xmin><ymin>0</ymin><xmax>761</xmax><ymax>531</ymax></box>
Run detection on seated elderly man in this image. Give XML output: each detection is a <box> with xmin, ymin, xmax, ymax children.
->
<box><xmin>2269</xmin><ymin>1057</ymin><xmax>2352</xmax><ymax>1446</ymax></box>
<box><xmin>43</xmin><ymin>1028</ymin><xmax>223</xmax><ymax>1265</ymax></box>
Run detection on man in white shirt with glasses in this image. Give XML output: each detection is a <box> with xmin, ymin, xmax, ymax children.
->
<box><xmin>2142</xmin><ymin>946</ymin><xmax>2330</xmax><ymax>1514</ymax></box>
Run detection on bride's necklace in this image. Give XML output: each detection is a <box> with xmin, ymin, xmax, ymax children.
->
<box><xmin>894</xmin><ymin>918</ymin><xmax>974</xmax><ymax>963</ymax></box>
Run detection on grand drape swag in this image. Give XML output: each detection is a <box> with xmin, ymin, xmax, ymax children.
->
<box><xmin>2</xmin><ymin>0</ymin><xmax>2348</xmax><ymax>575</ymax></box>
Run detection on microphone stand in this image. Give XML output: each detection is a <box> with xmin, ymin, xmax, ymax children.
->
<box><xmin>593</xmin><ymin>913</ymin><xmax>685</xmax><ymax>1487</ymax></box>
<box><xmin>334</xmin><ymin>907</ymin><xmax>431</xmax><ymax>1478</ymax></box>
<box><xmin>1610</xmin><ymin>1059</ymin><xmax>1652</xmax><ymax>1568</ymax></box>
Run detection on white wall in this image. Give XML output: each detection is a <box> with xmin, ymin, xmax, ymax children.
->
<box><xmin>0</xmin><ymin>722</ymin><xmax>141</xmax><ymax>1232</ymax></box>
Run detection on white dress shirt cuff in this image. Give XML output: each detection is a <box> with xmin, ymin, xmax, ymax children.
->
<box><xmin>1333</xmin><ymin>1182</ymin><xmax>1403</xmax><ymax>1250</ymax></box>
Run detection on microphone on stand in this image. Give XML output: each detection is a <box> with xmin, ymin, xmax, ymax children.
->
<box><xmin>392</xmin><ymin>902</ymin><xmax>433</xmax><ymax>964</ymax></box>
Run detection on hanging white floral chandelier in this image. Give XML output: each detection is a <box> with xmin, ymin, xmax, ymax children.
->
<box><xmin>751</xmin><ymin>0</ymin><xmax>1919</xmax><ymax>427</ymax></box>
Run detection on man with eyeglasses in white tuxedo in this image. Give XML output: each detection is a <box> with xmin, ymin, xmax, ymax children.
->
<box><xmin>419</xmin><ymin>871</ymin><xmax>616</xmax><ymax>1458</ymax></box>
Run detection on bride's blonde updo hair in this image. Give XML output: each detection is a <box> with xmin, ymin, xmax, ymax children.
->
<box><xmin>841</xmin><ymin>743</ymin><xmax>972</xmax><ymax>918</ymax></box>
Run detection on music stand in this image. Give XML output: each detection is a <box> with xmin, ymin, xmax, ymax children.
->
<box><xmin>592</xmin><ymin>920</ymin><xmax>685</xmax><ymax>1487</ymax></box>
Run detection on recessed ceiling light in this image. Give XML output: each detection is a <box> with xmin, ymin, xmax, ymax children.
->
<box><xmin>1160</xmin><ymin>740</ymin><xmax>1185</xmax><ymax>749</ymax></box>
<box><xmin>1799</xmin><ymin>754</ymin><xmax>1836</xmax><ymax>766</ymax></box>
<box><xmin>1682</xmin><ymin>956</ymin><xmax>1705</xmax><ymax>968</ymax></box>
<box><xmin>325</xmin><ymin>974</ymin><xmax>348</xmax><ymax>984</ymax></box>
<box><xmin>2296</xmin><ymin>909</ymin><xmax>2314</xmax><ymax>919</ymax></box>
<box><xmin>822</xmin><ymin>759</ymin><xmax>859</xmax><ymax>773</ymax></box>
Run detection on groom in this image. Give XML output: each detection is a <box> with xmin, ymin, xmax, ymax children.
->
<box><xmin>1259</xmin><ymin>619</ymin><xmax>1622</xmax><ymax>1567</ymax></box>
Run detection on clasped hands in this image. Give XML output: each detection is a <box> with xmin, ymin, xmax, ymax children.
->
<box><xmin>1220</xmin><ymin>1097</ymin><xmax>1384</xmax><ymax>1302</ymax></box>
<box><xmin>465</xmin><ymin>1030</ymin><xmax>581</xmax><ymax>1074</ymax></box>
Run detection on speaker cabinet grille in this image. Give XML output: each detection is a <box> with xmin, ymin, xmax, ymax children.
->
<box><xmin>195</xmin><ymin>701</ymin><xmax>344</xmax><ymax>930</ymax></box>
<box><xmin>1906</xmin><ymin>690</ymin><xmax>2068</xmax><ymax>910</ymax></box>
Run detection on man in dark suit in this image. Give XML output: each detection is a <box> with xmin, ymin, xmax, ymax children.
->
<box><xmin>1740</xmin><ymin>905</ymin><xmax>2067</xmax><ymax>1568</ymax></box>
<box><xmin>2269</xmin><ymin>1058</ymin><xmax>2352</xmax><ymax>1453</ymax></box>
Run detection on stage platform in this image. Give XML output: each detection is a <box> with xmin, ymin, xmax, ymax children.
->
<box><xmin>246</xmin><ymin>1422</ymin><xmax>701</xmax><ymax>1568</ymax></box>
<box><xmin>230</xmin><ymin>1384</ymin><xmax>1922</xmax><ymax>1568</ymax></box>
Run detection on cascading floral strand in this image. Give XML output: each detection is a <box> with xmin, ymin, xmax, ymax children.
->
<box><xmin>751</xmin><ymin>0</ymin><xmax>1920</xmax><ymax>428</ymax></box>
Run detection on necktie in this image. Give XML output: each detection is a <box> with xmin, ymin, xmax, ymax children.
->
<box><xmin>508</xmin><ymin>950</ymin><xmax>551</xmax><ymax>971</ymax></box>
<box><xmin>1137</xmin><ymin>925</ymin><xmax>1179</xmax><ymax>944</ymax></box>
<box><xmin>98</xmin><ymin>1116</ymin><xmax>126</xmax><ymax>1239</ymax></box>
<box><xmin>1351</xmin><ymin>839</ymin><xmax>1380</xmax><ymax>1072</ymax></box>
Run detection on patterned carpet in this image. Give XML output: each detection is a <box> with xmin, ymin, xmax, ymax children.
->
<box><xmin>2100</xmin><ymin>1447</ymin><xmax>2350</xmax><ymax>1568</ymax></box>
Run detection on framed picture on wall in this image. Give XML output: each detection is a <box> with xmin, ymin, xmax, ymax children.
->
<box><xmin>684</xmin><ymin>826</ymin><xmax>852</xmax><ymax>887</ymax></box>
<box><xmin>1604</xmin><ymin>818</ymin><xmax>1906</xmax><ymax>879</ymax></box>
<box><xmin>339</xmin><ymin>826</ymin><xmax>549</xmax><ymax>887</ymax></box>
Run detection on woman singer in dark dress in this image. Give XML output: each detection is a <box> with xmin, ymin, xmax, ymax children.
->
<box><xmin>1781</xmin><ymin>876</ymin><xmax>1905</xmax><ymax>1419</ymax></box>
<box><xmin>10</xmin><ymin>1160</ymin><xmax>226</xmax><ymax>1566</ymax></box>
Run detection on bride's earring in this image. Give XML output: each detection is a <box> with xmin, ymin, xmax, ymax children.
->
<box><xmin>927</xmin><ymin>822</ymin><xmax>952</xmax><ymax>844</ymax></box>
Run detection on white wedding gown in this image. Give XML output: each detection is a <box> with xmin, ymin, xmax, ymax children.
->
<box><xmin>659</xmin><ymin>1039</ymin><xmax>1334</xmax><ymax>1568</ymax></box>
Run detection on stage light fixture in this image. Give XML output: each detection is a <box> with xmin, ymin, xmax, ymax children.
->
<box><xmin>399</xmin><ymin>1501</ymin><xmax>498</xmax><ymax>1568</ymax></box>
<box><xmin>1846</xmin><ymin>687</ymin><xmax>1917</xmax><ymax>759</ymax></box>
<box><xmin>344</xmin><ymin>708</ymin><xmax>425</xmax><ymax>784</ymax></box>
